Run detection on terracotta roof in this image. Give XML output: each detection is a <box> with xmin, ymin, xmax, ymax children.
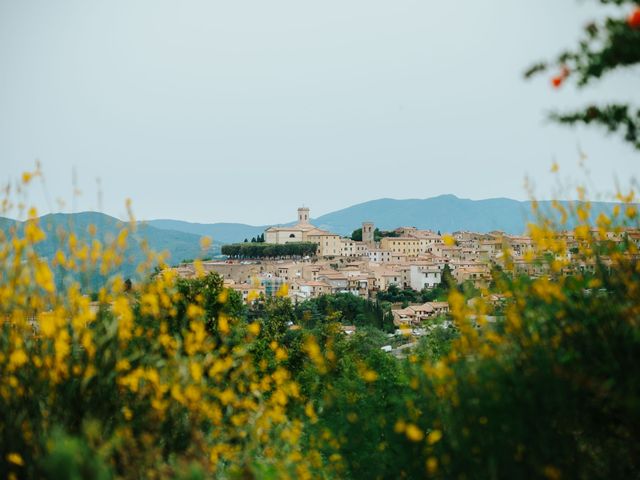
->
<box><xmin>429</xmin><ymin>302</ymin><xmax>449</xmax><ymax>308</ymax></box>
<box><xmin>298</xmin><ymin>281</ymin><xmax>331</xmax><ymax>287</ymax></box>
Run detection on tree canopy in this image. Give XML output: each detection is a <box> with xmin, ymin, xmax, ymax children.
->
<box><xmin>221</xmin><ymin>242</ymin><xmax>318</xmax><ymax>259</ymax></box>
<box><xmin>350</xmin><ymin>227</ymin><xmax>400</xmax><ymax>242</ymax></box>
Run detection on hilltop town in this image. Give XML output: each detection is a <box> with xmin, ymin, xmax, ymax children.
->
<box><xmin>172</xmin><ymin>206</ymin><xmax>639</xmax><ymax>327</ymax></box>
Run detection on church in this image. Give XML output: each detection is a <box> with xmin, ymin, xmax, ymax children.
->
<box><xmin>264</xmin><ymin>207</ymin><xmax>332</xmax><ymax>244</ymax></box>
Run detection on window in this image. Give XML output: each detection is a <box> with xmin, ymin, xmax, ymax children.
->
<box><xmin>289</xmin><ymin>233</ymin><xmax>295</xmax><ymax>238</ymax></box>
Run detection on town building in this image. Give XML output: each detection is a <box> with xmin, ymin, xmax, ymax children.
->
<box><xmin>264</xmin><ymin>207</ymin><xmax>332</xmax><ymax>244</ymax></box>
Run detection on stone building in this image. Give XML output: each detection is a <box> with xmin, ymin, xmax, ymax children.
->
<box><xmin>264</xmin><ymin>207</ymin><xmax>331</xmax><ymax>244</ymax></box>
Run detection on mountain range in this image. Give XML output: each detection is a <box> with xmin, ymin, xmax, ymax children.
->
<box><xmin>0</xmin><ymin>212</ymin><xmax>221</xmax><ymax>284</ymax></box>
<box><xmin>148</xmin><ymin>194</ymin><xmax>626</xmax><ymax>241</ymax></box>
<box><xmin>1</xmin><ymin>195</ymin><xmax>628</xmax><ymax>280</ymax></box>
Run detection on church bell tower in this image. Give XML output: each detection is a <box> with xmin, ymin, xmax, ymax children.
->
<box><xmin>298</xmin><ymin>207</ymin><xmax>310</xmax><ymax>224</ymax></box>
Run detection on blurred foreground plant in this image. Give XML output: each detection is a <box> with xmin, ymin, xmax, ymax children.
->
<box><xmin>526</xmin><ymin>0</ymin><xmax>640</xmax><ymax>150</ymax></box>
<box><xmin>1</xmin><ymin>173</ymin><xmax>640</xmax><ymax>479</ymax></box>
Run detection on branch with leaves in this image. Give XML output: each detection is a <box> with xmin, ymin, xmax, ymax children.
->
<box><xmin>525</xmin><ymin>1</ymin><xmax>640</xmax><ymax>150</ymax></box>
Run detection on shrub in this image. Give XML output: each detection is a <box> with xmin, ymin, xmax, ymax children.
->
<box><xmin>2</xmin><ymin>176</ymin><xmax>640</xmax><ymax>478</ymax></box>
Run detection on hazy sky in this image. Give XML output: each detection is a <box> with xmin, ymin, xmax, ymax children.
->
<box><xmin>2</xmin><ymin>1</ymin><xmax>639</xmax><ymax>225</ymax></box>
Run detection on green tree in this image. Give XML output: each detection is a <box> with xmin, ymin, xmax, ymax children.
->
<box><xmin>174</xmin><ymin>272</ymin><xmax>245</xmax><ymax>335</ymax></box>
<box><xmin>351</xmin><ymin>227</ymin><xmax>397</xmax><ymax>241</ymax></box>
<box><xmin>378</xmin><ymin>229</ymin><xmax>399</xmax><ymax>239</ymax></box>
<box><xmin>414</xmin><ymin>322</ymin><xmax>458</xmax><ymax>362</ymax></box>
<box><xmin>440</xmin><ymin>263</ymin><xmax>455</xmax><ymax>289</ymax></box>
<box><xmin>258</xmin><ymin>296</ymin><xmax>294</xmax><ymax>341</ymax></box>
<box><xmin>221</xmin><ymin>242</ymin><xmax>317</xmax><ymax>259</ymax></box>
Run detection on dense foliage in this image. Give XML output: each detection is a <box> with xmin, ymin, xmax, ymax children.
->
<box><xmin>2</xmin><ymin>173</ymin><xmax>640</xmax><ymax>479</ymax></box>
<box><xmin>350</xmin><ymin>227</ymin><xmax>400</xmax><ymax>242</ymax></box>
<box><xmin>221</xmin><ymin>242</ymin><xmax>317</xmax><ymax>259</ymax></box>
<box><xmin>292</xmin><ymin>293</ymin><xmax>395</xmax><ymax>332</ymax></box>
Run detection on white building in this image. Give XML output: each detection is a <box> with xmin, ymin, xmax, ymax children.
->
<box><xmin>409</xmin><ymin>264</ymin><xmax>442</xmax><ymax>290</ymax></box>
<box><xmin>368</xmin><ymin>249</ymin><xmax>393</xmax><ymax>263</ymax></box>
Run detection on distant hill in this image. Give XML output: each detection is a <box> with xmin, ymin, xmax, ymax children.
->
<box><xmin>0</xmin><ymin>212</ymin><xmax>220</xmax><ymax>285</ymax></box>
<box><xmin>310</xmin><ymin>195</ymin><xmax>530</xmax><ymax>235</ymax></box>
<box><xmin>148</xmin><ymin>195</ymin><xmax>627</xmax><ymax>241</ymax></box>
<box><xmin>314</xmin><ymin>195</ymin><xmax>628</xmax><ymax>235</ymax></box>
<box><xmin>148</xmin><ymin>219</ymin><xmax>266</xmax><ymax>244</ymax></box>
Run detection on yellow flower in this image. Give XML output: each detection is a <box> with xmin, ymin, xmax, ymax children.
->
<box><xmin>39</xmin><ymin>312</ymin><xmax>57</xmax><ymax>337</ymax></box>
<box><xmin>9</xmin><ymin>349</ymin><xmax>28</xmax><ymax>370</ymax></box>
<box><xmin>116</xmin><ymin>359</ymin><xmax>131</xmax><ymax>372</ymax></box>
<box><xmin>217</xmin><ymin>288</ymin><xmax>229</xmax><ymax>303</ymax></box>
<box><xmin>184</xmin><ymin>385</ymin><xmax>201</xmax><ymax>402</ymax></box>
<box><xmin>218</xmin><ymin>314</ymin><xmax>230</xmax><ymax>334</ymax></box>
<box><xmin>200</xmin><ymin>236</ymin><xmax>212</xmax><ymax>251</ymax></box>
<box><xmin>219</xmin><ymin>388</ymin><xmax>235</xmax><ymax>405</ymax></box>
<box><xmin>304</xmin><ymin>402</ymin><xmax>318</xmax><ymax>423</ymax></box>
<box><xmin>35</xmin><ymin>261</ymin><xmax>55</xmax><ymax>293</ymax></box>
<box><xmin>405</xmin><ymin>423</ymin><xmax>424</xmax><ymax>442</ymax></box>
<box><xmin>186</xmin><ymin>304</ymin><xmax>204</xmax><ymax>319</ymax></box>
<box><xmin>427</xmin><ymin>429</ymin><xmax>443</xmax><ymax>445</ymax></box>
<box><xmin>190</xmin><ymin>362</ymin><xmax>203</xmax><ymax>382</ymax></box>
<box><xmin>25</xmin><ymin>221</ymin><xmax>45</xmax><ymax>244</ymax></box>
<box><xmin>362</xmin><ymin>369</ymin><xmax>378</xmax><ymax>382</ymax></box>
<box><xmin>7</xmin><ymin>453</ymin><xmax>24</xmax><ymax>466</ymax></box>
<box><xmin>543</xmin><ymin>465</ymin><xmax>562</xmax><ymax>480</ymax></box>
<box><xmin>394</xmin><ymin>420</ymin><xmax>406</xmax><ymax>433</ymax></box>
<box><xmin>116</xmin><ymin>228</ymin><xmax>128</xmax><ymax>249</ymax></box>
<box><xmin>442</xmin><ymin>234</ymin><xmax>456</xmax><ymax>246</ymax></box>
<box><xmin>247</xmin><ymin>289</ymin><xmax>260</xmax><ymax>302</ymax></box>
<box><xmin>193</xmin><ymin>259</ymin><xmax>204</xmax><ymax>277</ymax></box>
<box><xmin>54</xmin><ymin>250</ymin><xmax>67</xmax><ymax>267</ymax></box>
<box><xmin>171</xmin><ymin>384</ymin><xmax>185</xmax><ymax>404</ymax></box>
<box><xmin>426</xmin><ymin>456</ymin><xmax>438</xmax><ymax>474</ymax></box>
<box><xmin>626</xmin><ymin>206</ymin><xmax>637</xmax><ymax>219</ymax></box>
<box><xmin>247</xmin><ymin>322</ymin><xmax>260</xmax><ymax>335</ymax></box>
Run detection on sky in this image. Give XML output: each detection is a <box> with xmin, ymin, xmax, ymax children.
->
<box><xmin>1</xmin><ymin>0</ymin><xmax>639</xmax><ymax>225</ymax></box>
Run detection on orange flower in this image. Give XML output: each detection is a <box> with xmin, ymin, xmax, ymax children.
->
<box><xmin>551</xmin><ymin>75</ymin><xmax>563</xmax><ymax>89</ymax></box>
<box><xmin>551</xmin><ymin>66</ymin><xmax>570</xmax><ymax>89</ymax></box>
<box><xmin>628</xmin><ymin>8</ymin><xmax>640</xmax><ymax>28</ymax></box>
